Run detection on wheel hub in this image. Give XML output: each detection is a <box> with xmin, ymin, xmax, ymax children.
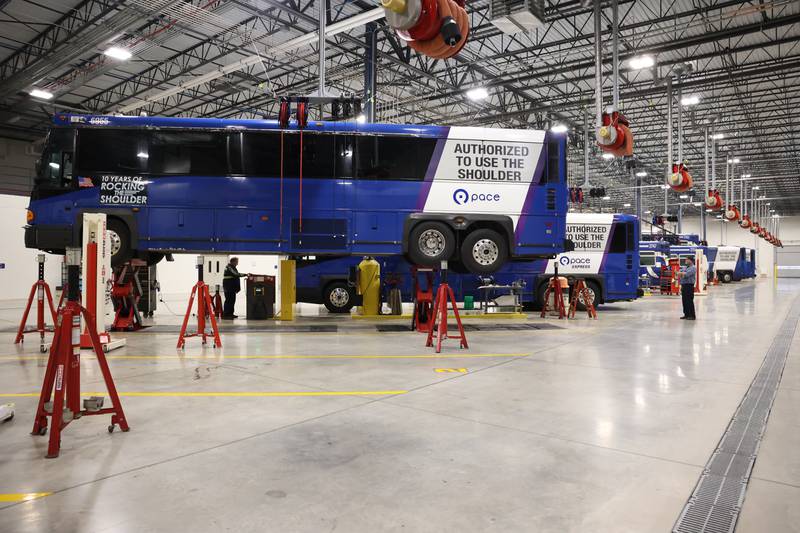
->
<box><xmin>329</xmin><ymin>287</ymin><xmax>350</xmax><ymax>307</ymax></box>
<box><xmin>418</xmin><ymin>229</ymin><xmax>445</xmax><ymax>257</ymax></box>
<box><xmin>107</xmin><ymin>229</ymin><xmax>122</xmax><ymax>257</ymax></box>
<box><xmin>472</xmin><ymin>238</ymin><xmax>499</xmax><ymax>266</ymax></box>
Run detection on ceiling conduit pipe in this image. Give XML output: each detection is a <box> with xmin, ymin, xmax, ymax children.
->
<box><xmin>665</xmin><ymin>77</ymin><xmax>672</xmax><ymax>216</ymax></box>
<box><xmin>702</xmin><ymin>125</ymin><xmax>708</xmax><ymax>242</ymax></box>
<box><xmin>593</xmin><ymin>0</ymin><xmax>603</xmax><ymax>132</ymax></box>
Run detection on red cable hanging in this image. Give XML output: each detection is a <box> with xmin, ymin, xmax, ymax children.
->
<box><xmin>299</xmin><ymin>130</ymin><xmax>303</xmax><ymax>233</ymax></box>
<box><xmin>279</xmin><ymin>131</ymin><xmax>284</xmax><ymax>242</ymax></box>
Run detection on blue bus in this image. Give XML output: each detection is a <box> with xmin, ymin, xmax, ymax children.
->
<box><xmin>714</xmin><ymin>246</ymin><xmax>756</xmax><ymax>282</ymax></box>
<box><xmin>639</xmin><ymin>240</ymin><xmax>669</xmax><ymax>287</ymax></box>
<box><xmin>297</xmin><ymin>213</ymin><xmax>639</xmax><ymax>312</ymax></box>
<box><xmin>24</xmin><ymin>114</ymin><xmax>569</xmax><ymax>274</ymax></box>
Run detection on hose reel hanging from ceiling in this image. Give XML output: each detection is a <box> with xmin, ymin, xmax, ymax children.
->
<box><xmin>382</xmin><ymin>0</ymin><xmax>469</xmax><ymax>60</ymax></box>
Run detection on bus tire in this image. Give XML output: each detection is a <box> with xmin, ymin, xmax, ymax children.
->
<box><xmin>146</xmin><ymin>252</ymin><xmax>165</xmax><ymax>266</ymax></box>
<box><xmin>721</xmin><ymin>271</ymin><xmax>732</xmax><ymax>283</ymax></box>
<box><xmin>575</xmin><ymin>280</ymin><xmax>601</xmax><ymax>311</ymax></box>
<box><xmin>107</xmin><ymin>218</ymin><xmax>134</xmax><ymax>268</ymax></box>
<box><xmin>323</xmin><ymin>281</ymin><xmax>355</xmax><ymax>313</ymax></box>
<box><xmin>535</xmin><ymin>281</ymin><xmax>550</xmax><ymax>310</ymax></box>
<box><xmin>408</xmin><ymin>221</ymin><xmax>456</xmax><ymax>266</ymax></box>
<box><xmin>460</xmin><ymin>228</ymin><xmax>507</xmax><ymax>274</ymax></box>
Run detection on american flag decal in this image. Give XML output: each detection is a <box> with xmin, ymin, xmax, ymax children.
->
<box><xmin>78</xmin><ymin>176</ymin><xmax>94</xmax><ymax>187</ymax></box>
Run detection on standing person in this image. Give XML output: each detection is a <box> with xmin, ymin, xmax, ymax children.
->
<box><xmin>222</xmin><ymin>257</ymin><xmax>246</xmax><ymax>319</ymax></box>
<box><xmin>678</xmin><ymin>257</ymin><xmax>697</xmax><ymax>320</ymax></box>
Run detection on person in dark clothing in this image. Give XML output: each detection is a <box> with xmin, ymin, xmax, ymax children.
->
<box><xmin>222</xmin><ymin>257</ymin><xmax>247</xmax><ymax>319</ymax></box>
<box><xmin>678</xmin><ymin>257</ymin><xmax>697</xmax><ymax>320</ymax></box>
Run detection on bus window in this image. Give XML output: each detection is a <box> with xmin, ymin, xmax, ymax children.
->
<box><xmin>335</xmin><ymin>135</ymin><xmax>354</xmax><ymax>178</ymax></box>
<box><xmin>609</xmin><ymin>223</ymin><xmax>627</xmax><ymax>253</ymax></box>
<box><xmin>546</xmin><ymin>136</ymin><xmax>564</xmax><ymax>183</ymax></box>
<box><xmin>241</xmin><ymin>131</ymin><xmax>282</xmax><ymax>176</ymax></box>
<box><xmin>77</xmin><ymin>129</ymin><xmax>147</xmax><ymax>174</ymax></box>
<box><xmin>355</xmin><ymin>135</ymin><xmax>436</xmax><ymax>181</ymax></box>
<box><xmin>626</xmin><ymin>221</ymin><xmax>635</xmax><ymax>250</ymax></box>
<box><xmin>149</xmin><ymin>131</ymin><xmax>228</xmax><ymax>175</ymax></box>
<box><xmin>282</xmin><ymin>132</ymin><xmax>336</xmax><ymax>178</ymax></box>
<box><xmin>640</xmin><ymin>253</ymin><xmax>656</xmax><ymax>266</ymax></box>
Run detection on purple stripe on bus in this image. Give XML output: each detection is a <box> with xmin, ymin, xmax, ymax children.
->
<box><xmin>514</xmin><ymin>147</ymin><xmax>547</xmax><ymax>239</ymax></box>
<box><xmin>416</xmin><ymin>136</ymin><xmax>448</xmax><ymax>211</ymax></box>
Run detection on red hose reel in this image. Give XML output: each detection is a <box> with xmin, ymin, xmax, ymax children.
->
<box><xmin>739</xmin><ymin>214</ymin><xmax>752</xmax><ymax>229</ymax></box>
<box><xmin>750</xmin><ymin>223</ymin><xmax>760</xmax><ymax>235</ymax></box>
<box><xmin>667</xmin><ymin>163</ymin><xmax>693</xmax><ymax>193</ymax></box>
<box><xmin>596</xmin><ymin>111</ymin><xmax>633</xmax><ymax>157</ymax></box>
<box><xmin>704</xmin><ymin>189</ymin><xmax>724</xmax><ymax>211</ymax></box>
<box><xmin>383</xmin><ymin>0</ymin><xmax>469</xmax><ymax>60</ymax></box>
<box><xmin>724</xmin><ymin>205</ymin><xmax>741</xmax><ymax>222</ymax></box>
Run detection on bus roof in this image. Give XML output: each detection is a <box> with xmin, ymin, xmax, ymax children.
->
<box><xmin>51</xmin><ymin>113</ymin><xmax>551</xmax><ymax>141</ymax></box>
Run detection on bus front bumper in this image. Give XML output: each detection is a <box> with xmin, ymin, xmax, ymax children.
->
<box><xmin>24</xmin><ymin>225</ymin><xmax>76</xmax><ymax>251</ymax></box>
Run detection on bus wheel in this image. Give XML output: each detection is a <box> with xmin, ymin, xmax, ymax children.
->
<box><xmin>107</xmin><ymin>219</ymin><xmax>134</xmax><ymax>268</ymax></box>
<box><xmin>460</xmin><ymin>229</ymin><xmax>507</xmax><ymax>274</ymax></box>
<box><xmin>721</xmin><ymin>272</ymin><xmax>732</xmax><ymax>283</ymax></box>
<box><xmin>409</xmin><ymin>222</ymin><xmax>455</xmax><ymax>266</ymax></box>
<box><xmin>323</xmin><ymin>281</ymin><xmax>355</xmax><ymax>313</ymax></box>
<box><xmin>575</xmin><ymin>280</ymin><xmax>600</xmax><ymax>311</ymax></box>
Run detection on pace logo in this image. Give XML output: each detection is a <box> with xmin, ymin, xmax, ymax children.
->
<box><xmin>452</xmin><ymin>188</ymin><xmax>501</xmax><ymax>205</ymax></box>
<box><xmin>559</xmin><ymin>256</ymin><xmax>570</xmax><ymax>266</ymax></box>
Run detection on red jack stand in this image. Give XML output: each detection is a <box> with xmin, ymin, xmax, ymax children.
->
<box><xmin>568</xmin><ymin>278</ymin><xmax>598</xmax><ymax>319</ymax></box>
<box><xmin>15</xmin><ymin>254</ymin><xmax>57</xmax><ymax>348</ymax></box>
<box><xmin>31</xmin><ymin>249</ymin><xmax>129</xmax><ymax>458</ymax></box>
<box><xmin>111</xmin><ymin>260</ymin><xmax>146</xmax><ymax>331</ymax></box>
<box><xmin>425</xmin><ymin>264</ymin><xmax>468</xmax><ymax>353</ymax></box>
<box><xmin>211</xmin><ymin>286</ymin><xmax>223</xmax><ymax>319</ymax></box>
<box><xmin>540</xmin><ymin>270</ymin><xmax>567</xmax><ymax>319</ymax></box>
<box><xmin>411</xmin><ymin>266</ymin><xmax>435</xmax><ymax>333</ymax></box>
<box><xmin>177</xmin><ymin>256</ymin><xmax>222</xmax><ymax>349</ymax></box>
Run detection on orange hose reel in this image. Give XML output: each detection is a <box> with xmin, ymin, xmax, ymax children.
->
<box><xmin>724</xmin><ymin>205</ymin><xmax>741</xmax><ymax>222</ymax></box>
<box><xmin>739</xmin><ymin>214</ymin><xmax>752</xmax><ymax>229</ymax></box>
<box><xmin>704</xmin><ymin>189</ymin><xmax>724</xmax><ymax>211</ymax></box>
<box><xmin>383</xmin><ymin>0</ymin><xmax>469</xmax><ymax>60</ymax></box>
<box><xmin>597</xmin><ymin>111</ymin><xmax>633</xmax><ymax>157</ymax></box>
<box><xmin>667</xmin><ymin>163</ymin><xmax>693</xmax><ymax>193</ymax></box>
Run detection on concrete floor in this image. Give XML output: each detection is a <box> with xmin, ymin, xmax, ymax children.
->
<box><xmin>0</xmin><ymin>279</ymin><xmax>798</xmax><ymax>533</ymax></box>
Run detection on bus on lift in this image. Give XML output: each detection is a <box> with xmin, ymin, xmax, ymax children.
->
<box><xmin>298</xmin><ymin>213</ymin><xmax>640</xmax><ymax>312</ymax></box>
<box><xmin>24</xmin><ymin>114</ymin><xmax>570</xmax><ymax>274</ymax></box>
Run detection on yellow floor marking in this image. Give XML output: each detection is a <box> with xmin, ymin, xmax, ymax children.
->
<box><xmin>0</xmin><ymin>391</ymin><xmax>406</xmax><ymax>398</ymax></box>
<box><xmin>0</xmin><ymin>353</ymin><xmax>528</xmax><ymax>361</ymax></box>
<box><xmin>434</xmin><ymin>368</ymin><xmax>467</xmax><ymax>373</ymax></box>
<box><xmin>351</xmin><ymin>313</ymin><xmax>527</xmax><ymax>320</ymax></box>
<box><xmin>0</xmin><ymin>493</ymin><xmax>52</xmax><ymax>502</ymax></box>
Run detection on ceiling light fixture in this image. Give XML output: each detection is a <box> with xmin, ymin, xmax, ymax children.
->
<box><xmin>680</xmin><ymin>95</ymin><xmax>701</xmax><ymax>106</ymax></box>
<box><xmin>550</xmin><ymin>123</ymin><xmax>568</xmax><ymax>133</ymax></box>
<box><xmin>602</xmin><ymin>196</ymin><xmax>611</xmax><ymax>200</ymax></box>
<box><xmin>465</xmin><ymin>87</ymin><xmax>489</xmax><ymax>101</ymax></box>
<box><xmin>601</xmin><ymin>152</ymin><xmax>615</xmax><ymax>160</ymax></box>
<box><xmin>679</xmin><ymin>194</ymin><xmax>688</xmax><ymax>199</ymax></box>
<box><xmin>356</xmin><ymin>114</ymin><xmax>366</xmax><ymax>124</ymax></box>
<box><xmin>628</xmin><ymin>55</ymin><xmax>655</xmax><ymax>70</ymax></box>
<box><xmin>29</xmin><ymin>88</ymin><xmax>53</xmax><ymax>100</ymax></box>
<box><xmin>635</xmin><ymin>170</ymin><xmax>647</xmax><ymax>177</ymax></box>
<box><xmin>710</xmin><ymin>133</ymin><xmax>724</xmax><ymax>140</ymax></box>
<box><xmin>104</xmin><ymin>46</ymin><xmax>132</xmax><ymax>61</ymax></box>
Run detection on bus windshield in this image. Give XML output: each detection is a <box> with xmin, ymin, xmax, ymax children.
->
<box><xmin>34</xmin><ymin>128</ymin><xmax>75</xmax><ymax>199</ymax></box>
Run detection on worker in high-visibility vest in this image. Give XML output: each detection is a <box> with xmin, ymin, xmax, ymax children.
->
<box><xmin>222</xmin><ymin>257</ymin><xmax>247</xmax><ymax>319</ymax></box>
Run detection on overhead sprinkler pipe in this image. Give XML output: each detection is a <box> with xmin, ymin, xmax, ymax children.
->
<box><xmin>594</xmin><ymin>0</ymin><xmax>603</xmax><ymax>129</ymax></box>
<box><xmin>666</xmin><ymin>77</ymin><xmax>673</xmax><ymax>179</ymax></box>
<box><xmin>704</xmin><ymin>126</ymin><xmax>709</xmax><ymax>198</ymax></box>
<box><xmin>583</xmin><ymin>106</ymin><xmax>590</xmax><ymax>186</ymax></box>
<box><xmin>677</xmin><ymin>80</ymin><xmax>683</xmax><ymax>164</ymax></box>
<box><xmin>612</xmin><ymin>0</ymin><xmax>620</xmax><ymax>110</ymax></box>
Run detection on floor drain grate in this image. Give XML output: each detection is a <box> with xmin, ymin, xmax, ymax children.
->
<box><xmin>673</xmin><ymin>298</ymin><xmax>800</xmax><ymax>533</ymax></box>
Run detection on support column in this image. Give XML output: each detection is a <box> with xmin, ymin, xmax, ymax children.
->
<box><xmin>363</xmin><ymin>22</ymin><xmax>377</xmax><ymax>122</ymax></box>
<box><xmin>280</xmin><ymin>259</ymin><xmax>296</xmax><ymax>321</ymax></box>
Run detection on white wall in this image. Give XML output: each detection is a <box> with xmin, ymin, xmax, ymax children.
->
<box><xmin>0</xmin><ymin>194</ymin><xmax>62</xmax><ymax>303</ymax></box>
<box><xmin>678</xmin><ymin>215</ymin><xmax>800</xmax><ymax>277</ymax></box>
<box><xmin>0</xmin><ymin>138</ymin><xmax>37</xmax><ymax>196</ymax></box>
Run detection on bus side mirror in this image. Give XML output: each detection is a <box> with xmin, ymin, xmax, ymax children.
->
<box><xmin>564</xmin><ymin>239</ymin><xmax>575</xmax><ymax>252</ymax></box>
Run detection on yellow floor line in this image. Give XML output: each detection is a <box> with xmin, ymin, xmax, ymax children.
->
<box><xmin>351</xmin><ymin>313</ymin><xmax>527</xmax><ymax>320</ymax></box>
<box><xmin>0</xmin><ymin>391</ymin><xmax>407</xmax><ymax>398</ymax></box>
<box><xmin>0</xmin><ymin>493</ymin><xmax>52</xmax><ymax>502</ymax></box>
<box><xmin>0</xmin><ymin>353</ymin><xmax>529</xmax><ymax>361</ymax></box>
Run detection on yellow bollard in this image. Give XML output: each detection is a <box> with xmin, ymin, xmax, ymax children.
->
<box><xmin>357</xmin><ymin>257</ymin><xmax>381</xmax><ymax>316</ymax></box>
<box><xmin>280</xmin><ymin>259</ymin><xmax>295</xmax><ymax>321</ymax></box>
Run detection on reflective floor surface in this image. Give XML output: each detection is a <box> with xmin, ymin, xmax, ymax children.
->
<box><xmin>0</xmin><ymin>278</ymin><xmax>797</xmax><ymax>532</ymax></box>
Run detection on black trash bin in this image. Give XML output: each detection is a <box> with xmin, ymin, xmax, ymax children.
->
<box><xmin>246</xmin><ymin>274</ymin><xmax>275</xmax><ymax>320</ymax></box>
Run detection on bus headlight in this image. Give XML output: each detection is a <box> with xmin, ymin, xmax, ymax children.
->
<box><xmin>26</xmin><ymin>209</ymin><xmax>34</xmax><ymax>223</ymax></box>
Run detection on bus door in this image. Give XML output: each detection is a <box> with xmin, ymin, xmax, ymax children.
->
<box><xmin>283</xmin><ymin>131</ymin><xmax>347</xmax><ymax>252</ymax></box>
<box><xmin>607</xmin><ymin>220</ymin><xmax>637</xmax><ymax>298</ymax></box>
